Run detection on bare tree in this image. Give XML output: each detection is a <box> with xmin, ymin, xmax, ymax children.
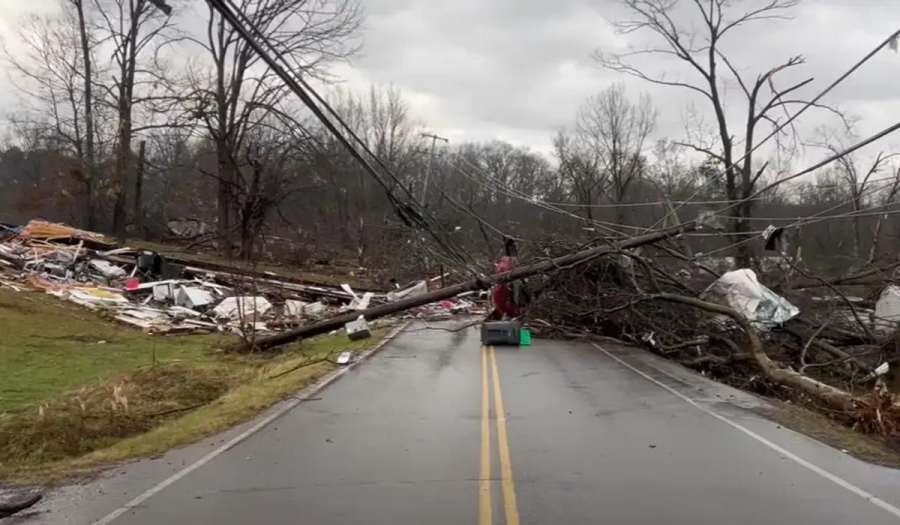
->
<box><xmin>812</xmin><ymin>125</ymin><xmax>898</xmax><ymax>261</ymax></box>
<box><xmin>3</xmin><ymin>6</ymin><xmax>102</xmax><ymax>225</ymax></box>
<box><xmin>312</xmin><ymin>84</ymin><xmax>424</xmax><ymax>264</ymax></box>
<box><xmin>236</xmin><ymin>123</ymin><xmax>317</xmax><ymax>258</ymax></box>
<box><xmin>187</xmin><ymin>0</ymin><xmax>362</xmax><ymax>254</ymax></box>
<box><xmin>92</xmin><ymin>0</ymin><xmax>178</xmax><ymax>237</ymax></box>
<box><xmin>576</xmin><ymin>83</ymin><xmax>656</xmax><ymax>225</ymax></box>
<box><xmin>72</xmin><ymin>0</ymin><xmax>98</xmax><ymax>229</ymax></box>
<box><xmin>597</xmin><ymin>0</ymin><xmax>829</xmax><ymax>265</ymax></box>
<box><xmin>553</xmin><ymin>129</ymin><xmax>604</xmax><ymax>221</ymax></box>
<box><xmin>869</xmin><ymin>165</ymin><xmax>900</xmax><ymax>264</ymax></box>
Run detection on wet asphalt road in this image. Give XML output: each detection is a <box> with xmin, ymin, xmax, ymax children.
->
<box><xmin>90</xmin><ymin>324</ymin><xmax>900</xmax><ymax>524</ymax></box>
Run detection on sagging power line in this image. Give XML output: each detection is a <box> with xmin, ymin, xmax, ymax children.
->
<box><xmin>204</xmin><ymin>0</ymin><xmax>483</xmax><ymax>275</ymax></box>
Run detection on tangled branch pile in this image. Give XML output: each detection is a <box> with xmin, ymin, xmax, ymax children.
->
<box><xmin>527</xmin><ymin>237</ymin><xmax>900</xmax><ymax>436</ymax></box>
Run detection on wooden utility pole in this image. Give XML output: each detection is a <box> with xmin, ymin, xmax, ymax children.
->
<box><xmin>420</xmin><ymin>132</ymin><xmax>449</xmax><ymax>203</ymax></box>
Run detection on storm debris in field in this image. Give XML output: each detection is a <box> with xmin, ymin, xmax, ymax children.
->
<box><xmin>0</xmin><ymin>219</ymin><xmax>482</xmax><ymax>336</ymax></box>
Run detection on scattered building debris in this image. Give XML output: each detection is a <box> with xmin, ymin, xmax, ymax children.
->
<box><xmin>166</xmin><ymin>217</ymin><xmax>212</xmax><ymax>238</ymax></box>
<box><xmin>18</xmin><ymin>219</ymin><xmax>114</xmax><ymax>248</ymax></box>
<box><xmin>387</xmin><ymin>280</ymin><xmax>427</xmax><ymax>302</ymax></box>
<box><xmin>175</xmin><ymin>287</ymin><xmax>216</xmax><ymax>310</ymax></box>
<box><xmin>284</xmin><ymin>299</ymin><xmax>309</xmax><ymax>317</ymax></box>
<box><xmin>0</xmin><ymin>219</ymin><xmax>488</xmax><ymax>337</ymax></box>
<box><xmin>345</xmin><ymin>316</ymin><xmax>371</xmax><ymax>341</ymax></box>
<box><xmin>304</xmin><ymin>301</ymin><xmax>329</xmax><ymax>318</ymax></box>
<box><xmin>212</xmin><ymin>296</ymin><xmax>273</xmax><ymax>320</ymax></box>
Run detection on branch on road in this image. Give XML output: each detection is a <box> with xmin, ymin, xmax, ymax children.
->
<box><xmin>650</xmin><ymin>293</ymin><xmax>858</xmax><ymax>414</ymax></box>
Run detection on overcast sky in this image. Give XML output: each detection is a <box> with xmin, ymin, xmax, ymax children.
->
<box><xmin>0</xmin><ymin>0</ymin><xmax>898</xmax><ymax>161</ymax></box>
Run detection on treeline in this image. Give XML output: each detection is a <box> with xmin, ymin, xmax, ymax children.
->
<box><xmin>1</xmin><ymin>0</ymin><xmax>898</xmax><ymax>273</ymax></box>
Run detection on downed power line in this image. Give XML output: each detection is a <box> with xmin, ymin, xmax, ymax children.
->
<box><xmin>241</xmin><ymin>223</ymin><xmax>697</xmax><ymax>351</ymax></box>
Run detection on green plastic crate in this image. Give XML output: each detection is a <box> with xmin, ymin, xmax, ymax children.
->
<box><xmin>519</xmin><ymin>328</ymin><xmax>531</xmax><ymax>346</ymax></box>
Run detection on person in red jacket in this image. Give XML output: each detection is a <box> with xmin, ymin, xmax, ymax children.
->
<box><xmin>489</xmin><ymin>237</ymin><xmax>520</xmax><ymax>320</ymax></box>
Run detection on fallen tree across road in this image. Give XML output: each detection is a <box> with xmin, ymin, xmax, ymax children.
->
<box><xmin>239</xmin><ymin>224</ymin><xmax>697</xmax><ymax>351</ymax></box>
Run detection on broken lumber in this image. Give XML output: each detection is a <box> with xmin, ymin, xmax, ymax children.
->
<box><xmin>240</xmin><ymin>225</ymin><xmax>696</xmax><ymax>351</ymax></box>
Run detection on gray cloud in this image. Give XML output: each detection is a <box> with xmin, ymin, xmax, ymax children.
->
<box><xmin>1</xmin><ymin>0</ymin><xmax>897</xmax><ymax>159</ymax></box>
<box><xmin>341</xmin><ymin>0</ymin><xmax>900</xmax><ymax>159</ymax></box>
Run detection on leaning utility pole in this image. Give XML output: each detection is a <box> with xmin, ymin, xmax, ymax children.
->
<box><xmin>419</xmin><ymin>132</ymin><xmax>449</xmax><ymax>203</ymax></box>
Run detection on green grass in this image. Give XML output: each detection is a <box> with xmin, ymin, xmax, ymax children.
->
<box><xmin>0</xmin><ymin>288</ymin><xmax>225</xmax><ymax>413</ymax></box>
<box><xmin>66</xmin><ymin>330</ymin><xmax>384</xmax><ymax>475</ymax></box>
<box><xmin>0</xmin><ymin>287</ymin><xmax>392</xmax><ymax>483</ymax></box>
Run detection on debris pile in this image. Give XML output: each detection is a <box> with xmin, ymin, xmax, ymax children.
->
<box><xmin>524</xmin><ymin>235</ymin><xmax>900</xmax><ymax>435</ymax></box>
<box><xmin>0</xmin><ymin>220</ymin><xmax>482</xmax><ymax>335</ymax></box>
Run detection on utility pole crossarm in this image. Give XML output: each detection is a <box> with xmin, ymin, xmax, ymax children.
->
<box><xmin>147</xmin><ymin>0</ymin><xmax>173</xmax><ymax>15</ymax></box>
<box><xmin>420</xmin><ymin>132</ymin><xmax>449</xmax><ymax>203</ymax></box>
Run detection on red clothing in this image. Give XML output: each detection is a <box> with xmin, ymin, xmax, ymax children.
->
<box><xmin>491</xmin><ymin>256</ymin><xmax>517</xmax><ymax>319</ymax></box>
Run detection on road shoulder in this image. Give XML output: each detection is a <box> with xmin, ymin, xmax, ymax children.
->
<box><xmin>8</xmin><ymin>322</ymin><xmax>410</xmax><ymax>525</ymax></box>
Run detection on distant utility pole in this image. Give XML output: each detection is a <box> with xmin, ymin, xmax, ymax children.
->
<box><xmin>420</xmin><ymin>132</ymin><xmax>449</xmax><ymax>203</ymax></box>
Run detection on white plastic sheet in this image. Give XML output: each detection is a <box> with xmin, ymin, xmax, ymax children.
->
<box><xmin>701</xmin><ymin>269</ymin><xmax>799</xmax><ymax>329</ymax></box>
<box><xmin>875</xmin><ymin>285</ymin><xmax>900</xmax><ymax>331</ymax></box>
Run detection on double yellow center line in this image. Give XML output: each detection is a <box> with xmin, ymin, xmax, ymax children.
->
<box><xmin>480</xmin><ymin>346</ymin><xmax>520</xmax><ymax>525</ymax></box>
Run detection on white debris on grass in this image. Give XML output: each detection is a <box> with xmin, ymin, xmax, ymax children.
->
<box><xmin>345</xmin><ymin>316</ymin><xmax>371</xmax><ymax>341</ymax></box>
<box><xmin>213</xmin><ymin>296</ymin><xmax>273</xmax><ymax>320</ymax></box>
<box><xmin>89</xmin><ymin>259</ymin><xmax>127</xmax><ymax>278</ymax></box>
<box><xmin>67</xmin><ymin>287</ymin><xmax>131</xmax><ymax>308</ymax></box>
<box><xmin>386</xmin><ymin>280</ymin><xmax>427</xmax><ymax>302</ymax></box>
<box><xmin>340</xmin><ymin>284</ymin><xmax>374</xmax><ymax>310</ymax></box>
<box><xmin>152</xmin><ymin>282</ymin><xmax>178</xmax><ymax>301</ymax></box>
<box><xmin>284</xmin><ymin>299</ymin><xmax>309</xmax><ymax>317</ymax></box>
<box><xmin>175</xmin><ymin>286</ymin><xmax>216</xmax><ymax>309</ymax></box>
<box><xmin>304</xmin><ymin>301</ymin><xmax>328</xmax><ymax>318</ymax></box>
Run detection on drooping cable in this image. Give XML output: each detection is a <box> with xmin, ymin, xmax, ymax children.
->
<box><xmin>206</xmin><ymin>0</ymin><xmax>483</xmax><ymax>274</ymax></box>
<box><xmin>651</xmin><ymin>27</ymin><xmax>900</xmax><ymax>229</ymax></box>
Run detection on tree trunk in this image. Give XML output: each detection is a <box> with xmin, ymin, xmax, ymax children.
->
<box><xmin>654</xmin><ymin>293</ymin><xmax>856</xmax><ymax>413</ymax></box>
<box><xmin>74</xmin><ymin>0</ymin><xmax>96</xmax><ymax>231</ymax></box>
<box><xmin>133</xmin><ymin>140</ymin><xmax>146</xmax><ymax>237</ymax></box>
<box><xmin>216</xmin><ymin>143</ymin><xmax>233</xmax><ymax>255</ymax></box>
<box><xmin>112</xmin><ymin>107</ymin><xmax>131</xmax><ymax>238</ymax></box>
<box><xmin>852</xmin><ymin>194</ymin><xmax>862</xmax><ymax>261</ymax></box>
<box><xmin>735</xmin><ymin>200</ymin><xmax>754</xmax><ymax>268</ymax></box>
<box><xmin>112</xmin><ymin>5</ymin><xmax>139</xmax><ymax>239</ymax></box>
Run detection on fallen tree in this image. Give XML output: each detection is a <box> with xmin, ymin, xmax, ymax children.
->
<box><xmin>522</xmin><ymin>238</ymin><xmax>900</xmax><ymax>434</ymax></box>
<box><xmin>653</xmin><ymin>293</ymin><xmax>857</xmax><ymax>413</ymax></box>
<box><xmin>240</xmin><ymin>224</ymin><xmax>697</xmax><ymax>351</ymax></box>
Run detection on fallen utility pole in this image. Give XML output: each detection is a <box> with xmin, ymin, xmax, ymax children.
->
<box><xmin>241</xmin><ymin>224</ymin><xmax>696</xmax><ymax>351</ymax></box>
